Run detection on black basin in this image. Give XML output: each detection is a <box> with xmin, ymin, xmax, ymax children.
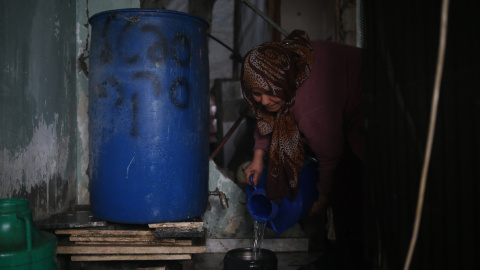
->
<box><xmin>224</xmin><ymin>248</ymin><xmax>277</xmax><ymax>270</ymax></box>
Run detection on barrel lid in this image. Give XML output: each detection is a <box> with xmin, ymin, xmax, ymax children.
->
<box><xmin>88</xmin><ymin>8</ymin><xmax>209</xmax><ymax>28</ymax></box>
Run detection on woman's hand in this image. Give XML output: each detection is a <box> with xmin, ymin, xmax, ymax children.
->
<box><xmin>244</xmin><ymin>149</ymin><xmax>265</xmax><ymax>186</ymax></box>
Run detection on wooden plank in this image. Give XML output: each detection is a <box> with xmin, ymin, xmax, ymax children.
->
<box><xmin>57</xmin><ymin>245</ymin><xmax>206</xmax><ymax>254</ymax></box>
<box><xmin>74</xmin><ymin>240</ymin><xmax>193</xmax><ymax>246</ymax></box>
<box><xmin>154</xmin><ymin>227</ymin><xmax>204</xmax><ymax>238</ymax></box>
<box><xmin>70</xmin><ymin>236</ymin><xmax>156</xmax><ymax>242</ymax></box>
<box><xmin>71</xmin><ymin>254</ymin><xmax>191</xmax><ymax>261</ymax></box>
<box><xmin>148</xmin><ymin>222</ymin><xmax>204</xmax><ymax>229</ymax></box>
<box><xmin>56</xmin><ymin>229</ymin><xmax>154</xmax><ymax>236</ymax></box>
<box><xmin>72</xmin><ymin>237</ymin><xmax>177</xmax><ymax>243</ymax></box>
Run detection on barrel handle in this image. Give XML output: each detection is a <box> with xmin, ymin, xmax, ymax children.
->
<box><xmin>18</xmin><ymin>215</ymin><xmax>32</xmax><ymax>252</ymax></box>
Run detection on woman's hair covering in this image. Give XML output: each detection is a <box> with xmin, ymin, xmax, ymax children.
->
<box><xmin>241</xmin><ymin>30</ymin><xmax>314</xmax><ymax>203</ymax></box>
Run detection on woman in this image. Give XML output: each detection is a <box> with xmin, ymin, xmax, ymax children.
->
<box><xmin>242</xmin><ymin>29</ymin><xmax>364</xmax><ymax>269</ymax></box>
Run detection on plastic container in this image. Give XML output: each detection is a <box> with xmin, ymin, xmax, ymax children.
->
<box><xmin>0</xmin><ymin>198</ymin><xmax>57</xmax><ymax>269</ymax></box>
<box><xmin>88</xmin><ymin>9</ymin><xmax>210</xmax><ymax>223</ymax></box>
<box><xmin>245</xmin><ymin>157</ymin><xmax>319</xmax><ymax>234</ymax></box>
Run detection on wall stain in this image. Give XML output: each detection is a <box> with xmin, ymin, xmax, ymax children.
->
<box><xmin>0</xmin><ymin>116</ymin><xmax>73</xmax><ymax>220</ymax></box>
<box><xmin>11</xmin><ymin>175</ymin><xmax>74</xmax><ymax>221</ymax></box>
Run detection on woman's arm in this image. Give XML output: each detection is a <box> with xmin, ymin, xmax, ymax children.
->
<box><xmin>244</xmin><ymin>126</ymin><xmax>271</xmax><ymax>185</ymax></box>
<box><xmin>244</xmin><ymin>149</ymin><xmax>265</xmax><ymax>186</ymax></box>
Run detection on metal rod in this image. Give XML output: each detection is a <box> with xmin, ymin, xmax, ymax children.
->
<box><xmin>208</xmin><ymin>33</ymin><xmax>236</xmax><ymax>55</ymax></box>
<box><xmin>207</xmin><ymin>33</ymin><xmax>243</xmax><ymax>63</ymax></box>
<box><xmin>241</xmin><ymin>0</ymin><xmax>289</xmax><ymax>37</ymax></box>
<box><xmin>210</xmin><ymin>108</ymin><xmax>249</xmax><ymax>160</ymax></box>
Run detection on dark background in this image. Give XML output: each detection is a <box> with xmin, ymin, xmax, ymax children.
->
<box><xmin>363</xmin><ymin>0</ymin><xmax>479</xmax><ymax>269</ymax></box>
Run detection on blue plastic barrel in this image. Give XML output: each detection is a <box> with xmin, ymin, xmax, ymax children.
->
<box><xmin>88</xmin><ymin>9</ymin><xmax>210</xmax><ymax>224</ymax></box>
<box><xmin>246</xmin><ymin>157</ymin><xmax>319</xmax><ymax>234</ymax></box>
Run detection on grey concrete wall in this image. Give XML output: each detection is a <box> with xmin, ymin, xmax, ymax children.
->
<box><xmin>281</xmin><ymin>0</ymin><xmax>357</xmax><ymax>46</ymax></box>
<box><xmin>281</xmin><ymin>0</ymin><xmax>336</xmax><ymax>41</ymax></box>
<box><xmin>0</xmin><ymin>0</ymin><xmax>77</xmax><ymax>220</ymax></box>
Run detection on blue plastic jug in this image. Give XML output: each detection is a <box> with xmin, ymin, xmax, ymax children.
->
<box><xmin>245</xmin><ymin>157</ymin><xmax>319</xmax><ymax>234</ymax></box>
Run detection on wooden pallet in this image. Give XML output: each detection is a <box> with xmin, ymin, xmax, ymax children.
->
<box><xmin>56</xmin><ymin>221</ymin><xmax>206</xmax><ymax>263</ymax></box>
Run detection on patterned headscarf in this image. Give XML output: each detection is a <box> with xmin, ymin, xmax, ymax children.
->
<box><xmin>241</xmin><ymin>30</ymin><xmax>314</xmax><ymax>203</ymax></box>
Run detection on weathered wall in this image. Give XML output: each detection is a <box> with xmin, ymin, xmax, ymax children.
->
<box><xmin>0</xmin><ymin>0</ymin><xmax>77</xmax><ymax>220</ymax></box>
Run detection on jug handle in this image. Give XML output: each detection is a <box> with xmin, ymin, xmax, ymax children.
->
<box><xmin>249</xmin><ymin>175</ymin><xmax>257</xmax><ymax>190</ymax></box>
<box><xmin>18</xmin><ymin>215</ymin><xmax>32</xmax><ymax>251</ymax></box>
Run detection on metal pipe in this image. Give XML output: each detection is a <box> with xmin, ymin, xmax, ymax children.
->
<box><xmin>210</xmin><ymin>107</ymin><xmax>249</xmax><ymax>160</ymax></box>
<box><xmin>241</xmin><ymin>0</ymin><xmax>289</xmax><ymax>37</ymax></box>
<box><xmin>209</xmin><ymin>188</ymin><xmax>229</xmax><ymax>209</ymax></box>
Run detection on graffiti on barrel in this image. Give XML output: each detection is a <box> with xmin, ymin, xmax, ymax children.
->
<box><xmin>93</xmin><ymin>17</ymin><xmax>196</xmax><ymax>138</ymax></box>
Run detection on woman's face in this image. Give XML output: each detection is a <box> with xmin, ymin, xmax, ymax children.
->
<box><xmin>251</xmin><ymin>88</ymin><xmax>285</xmax><ymax>112</ymax></box>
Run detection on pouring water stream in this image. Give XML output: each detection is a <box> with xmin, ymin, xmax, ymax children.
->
<box><xmin>250</xmin><ymin>174</ymin><xmax>267</xmax><ymax>259</ymax></box>
<box><xmin>253</xmin><ymin>220</ymin><xmax>266</xmax><ymax>259</ymax></box>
